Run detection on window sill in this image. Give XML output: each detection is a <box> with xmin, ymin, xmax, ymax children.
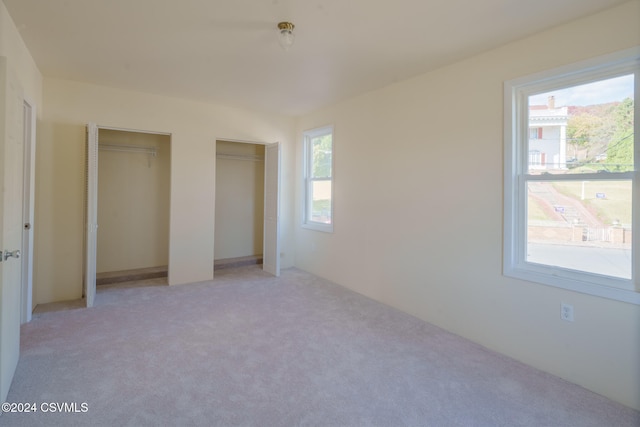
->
<box><xmin>302</xmin><ymin>222</ymin><xmax>333</xmax><ymax>233</ymax></box>
<box><xmin>504</xmin><ymin>265</ymin><xmax>640</xmax><ymax>305</ymax></box>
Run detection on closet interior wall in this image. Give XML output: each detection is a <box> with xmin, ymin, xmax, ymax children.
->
<box><xmin>97</xmin><ymin>129</ymin><xmax>171</xmax><ymax>274</ymax></box>
<box><xmin>214</xmin><ymin>141</ymin><xmax>265</xmax><ymax>262</ymax></box>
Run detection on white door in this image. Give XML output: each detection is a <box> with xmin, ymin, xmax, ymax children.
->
<box><xmin>84</xmin><ymin>123</ymin><xmax>99</xmax><ymax>307</ymax></box>
<box><xmin>0</xmin><ymin>57</ymin><xmax>25</xmax><ymax>403</ymax></box>
<box><xmin>263</xmin><ymin>142</ymin><xmax>280</xmax><ymax>276</ymax></box>
<box><xmin>21</xmin><ymin>99</ymin><xmax>35</xmax><ymax>324</ymax></box>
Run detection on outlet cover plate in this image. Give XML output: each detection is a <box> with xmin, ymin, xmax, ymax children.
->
<box><xmin>561</xmin><ymin>303</ymin><xmax>574</xmax><ymax>322</ymax></box>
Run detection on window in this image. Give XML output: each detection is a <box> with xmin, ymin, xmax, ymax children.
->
<box><xmin>303</xmin><ymin>125</ymin><xmax>333</xmax><ymax>232</ymax></box>
<box><xmin>504</xmin><ymin>48</ymin><xmax>639</xmax><ymax>304</ymax></box>
<box><xmin>529</xmin><ymin>127</ymin><xmax>543</xmax><ymax>140</ymax></box>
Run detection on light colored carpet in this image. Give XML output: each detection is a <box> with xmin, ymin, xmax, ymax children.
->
<box><xmin>2</xmin><ymin>266</ymin><xmax>638</xmax><ymax>426</ymax></box>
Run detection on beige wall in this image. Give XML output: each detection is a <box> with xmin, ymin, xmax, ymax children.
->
<box><xmin>35</xmin><ymin>78</ymin><xmax>295</xmax><ymax>303</ymax></box>
<box><xmin>0</xmin><ymin>2</ymin><xmax>42</xmax><ymax>112</ymax></box>
<box><xmin>97</xmin><ymin>129</ymin><xmax>170</xmax><ymax>273</ymax></box>
<box><xmin>295</xmin><ymin>1</ymin><xmax>640</xmax><ymax>410</ymax></box>
<box><xmin>215</xmin><ymin>141</ymin><xmax>265</xmax><ymax>261</ymax></box>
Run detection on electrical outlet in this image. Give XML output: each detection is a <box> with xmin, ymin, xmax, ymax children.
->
<box><xmin>561</xmin><ymin>303</ymin><xmax>574</xmax><ymax>322</ymax></box>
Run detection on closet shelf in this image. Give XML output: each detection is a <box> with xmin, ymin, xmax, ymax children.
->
<box><xmin>99</xmin><ymin>143</ymin><xmax>158</xmax><ymax>157</ymax></box>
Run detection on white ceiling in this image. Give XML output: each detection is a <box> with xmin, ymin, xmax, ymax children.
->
<box><xmin>3</xmin><ymin>0</ymin><xmax>628</xmax><ymax>116</ymax></box>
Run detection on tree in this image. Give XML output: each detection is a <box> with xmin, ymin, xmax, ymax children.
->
<box><xmin>312</xmin><ymin>134</ymin><xmax>332</xmax><ymax>178</ymax></box>
<box><xmin>606</xmin><ymin>97</ymin><xmax>634</xmax><ymax>172</ymax></box>
<box><xmin>566</xmin><ymin>101</ymin><xmax>632</xmax><ymax>168</ymax></box>
<box><xmin>566</xmin><ymin>104</ymin><xmax>617</xmax><ymax>162</ymax></box>
<box><xmin>566</xmin><ymin>113</ymin><xmax>601</xmax><ymax>158</ymax></box>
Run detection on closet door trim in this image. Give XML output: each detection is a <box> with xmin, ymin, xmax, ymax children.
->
<box><xmin>84</xmin><ymin>123</ymin><xmax>172</xmax><ymax>306</ymax></box>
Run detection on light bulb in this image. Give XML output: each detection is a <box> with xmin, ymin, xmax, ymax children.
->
<box><xmin>277</xmin><ymin>22</ymin><xmax>295</xmax><ymax>51</ymax></box>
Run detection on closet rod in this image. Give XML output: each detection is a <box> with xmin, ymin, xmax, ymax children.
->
<box><xmin>99</xmin><ymin>143</ymin><xmax>158</xmax><ymax>157</ymax></box>
<box><xmin>216</xmin><ymin>153</ymin><xmax>264</xmax><ymax>162</ymax></box>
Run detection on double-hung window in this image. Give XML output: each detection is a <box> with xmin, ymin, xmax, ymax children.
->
<box><xmin>504</xmin><ymin>48</ymin><xmax>639</xmax><ymax>304</ymax></box>
<box><xmin>303</xmin><ymin>125</ymin><xmax>333</xmax><ymax>232</ymax></box>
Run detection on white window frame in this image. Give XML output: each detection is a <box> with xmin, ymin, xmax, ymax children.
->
<box><xmin>504</xmin><ymin>48</ymin><xmax>640</xmax><ymax>305</ymax></box>
<box><xmin>302</xmin><ymin>125</ymin><xmax>334</xmax><ymax>232</ymax></box>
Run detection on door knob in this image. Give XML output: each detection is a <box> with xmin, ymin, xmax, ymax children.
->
<box><xmin>4</xmin><ymin>250</ymin><xmax>20</xmax><ymax>261</ymax></box>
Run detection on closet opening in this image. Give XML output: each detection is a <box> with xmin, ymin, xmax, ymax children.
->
<box><xmin>93</xmin><ymin>128</ymin><xmax>171</xmax><ymax>287</ymax></box>
<box><xmin>214</xmin><ymin>140</ymin><xmax>265</xmax><ymax>270</ymax></box>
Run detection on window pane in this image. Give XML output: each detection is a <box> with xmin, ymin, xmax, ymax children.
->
<box><xmin>527</xmin><ymin>180</ymin><xmax>632</xmax><ymax>279</ymax></box>
<box><xmin>309</xmin><ymin>180</ymin><xmax>332</xmax><ymax>224</ymax></box>
<box><xmin>527</xmin><ymin>74</ymin><xmax>634</xmax><ymax>175</ymax></box>
<box><xmin>311</xmin><ymin>134</ymin><xmax>332</xmax><ymax>178</ymax></box>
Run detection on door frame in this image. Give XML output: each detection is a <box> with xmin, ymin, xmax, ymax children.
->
<box><xmin>85</xmin><ymin>123</ymin><xmax>172</xmax><ymax>307</ymax></box>
<box><xmin>213</xmin><ymin>138</ymin><xmax>281</xmax><ymax>277</ymax></box>
<box><xmin>21</xmin><ymin>97</ymin><xmax>36</xmax><ymax>324</ymax></box>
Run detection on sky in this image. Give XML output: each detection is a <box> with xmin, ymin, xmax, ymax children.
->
<box><xmin>529</xmin><ymin>74</ymin><xmax>634</xmax><ymax>107</ymax></box>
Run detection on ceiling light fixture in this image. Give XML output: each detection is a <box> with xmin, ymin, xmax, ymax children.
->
<box><xmin>277</xmin><ymin>22</ymin><xmax>295</xmax><ymax>51</ymax></box>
